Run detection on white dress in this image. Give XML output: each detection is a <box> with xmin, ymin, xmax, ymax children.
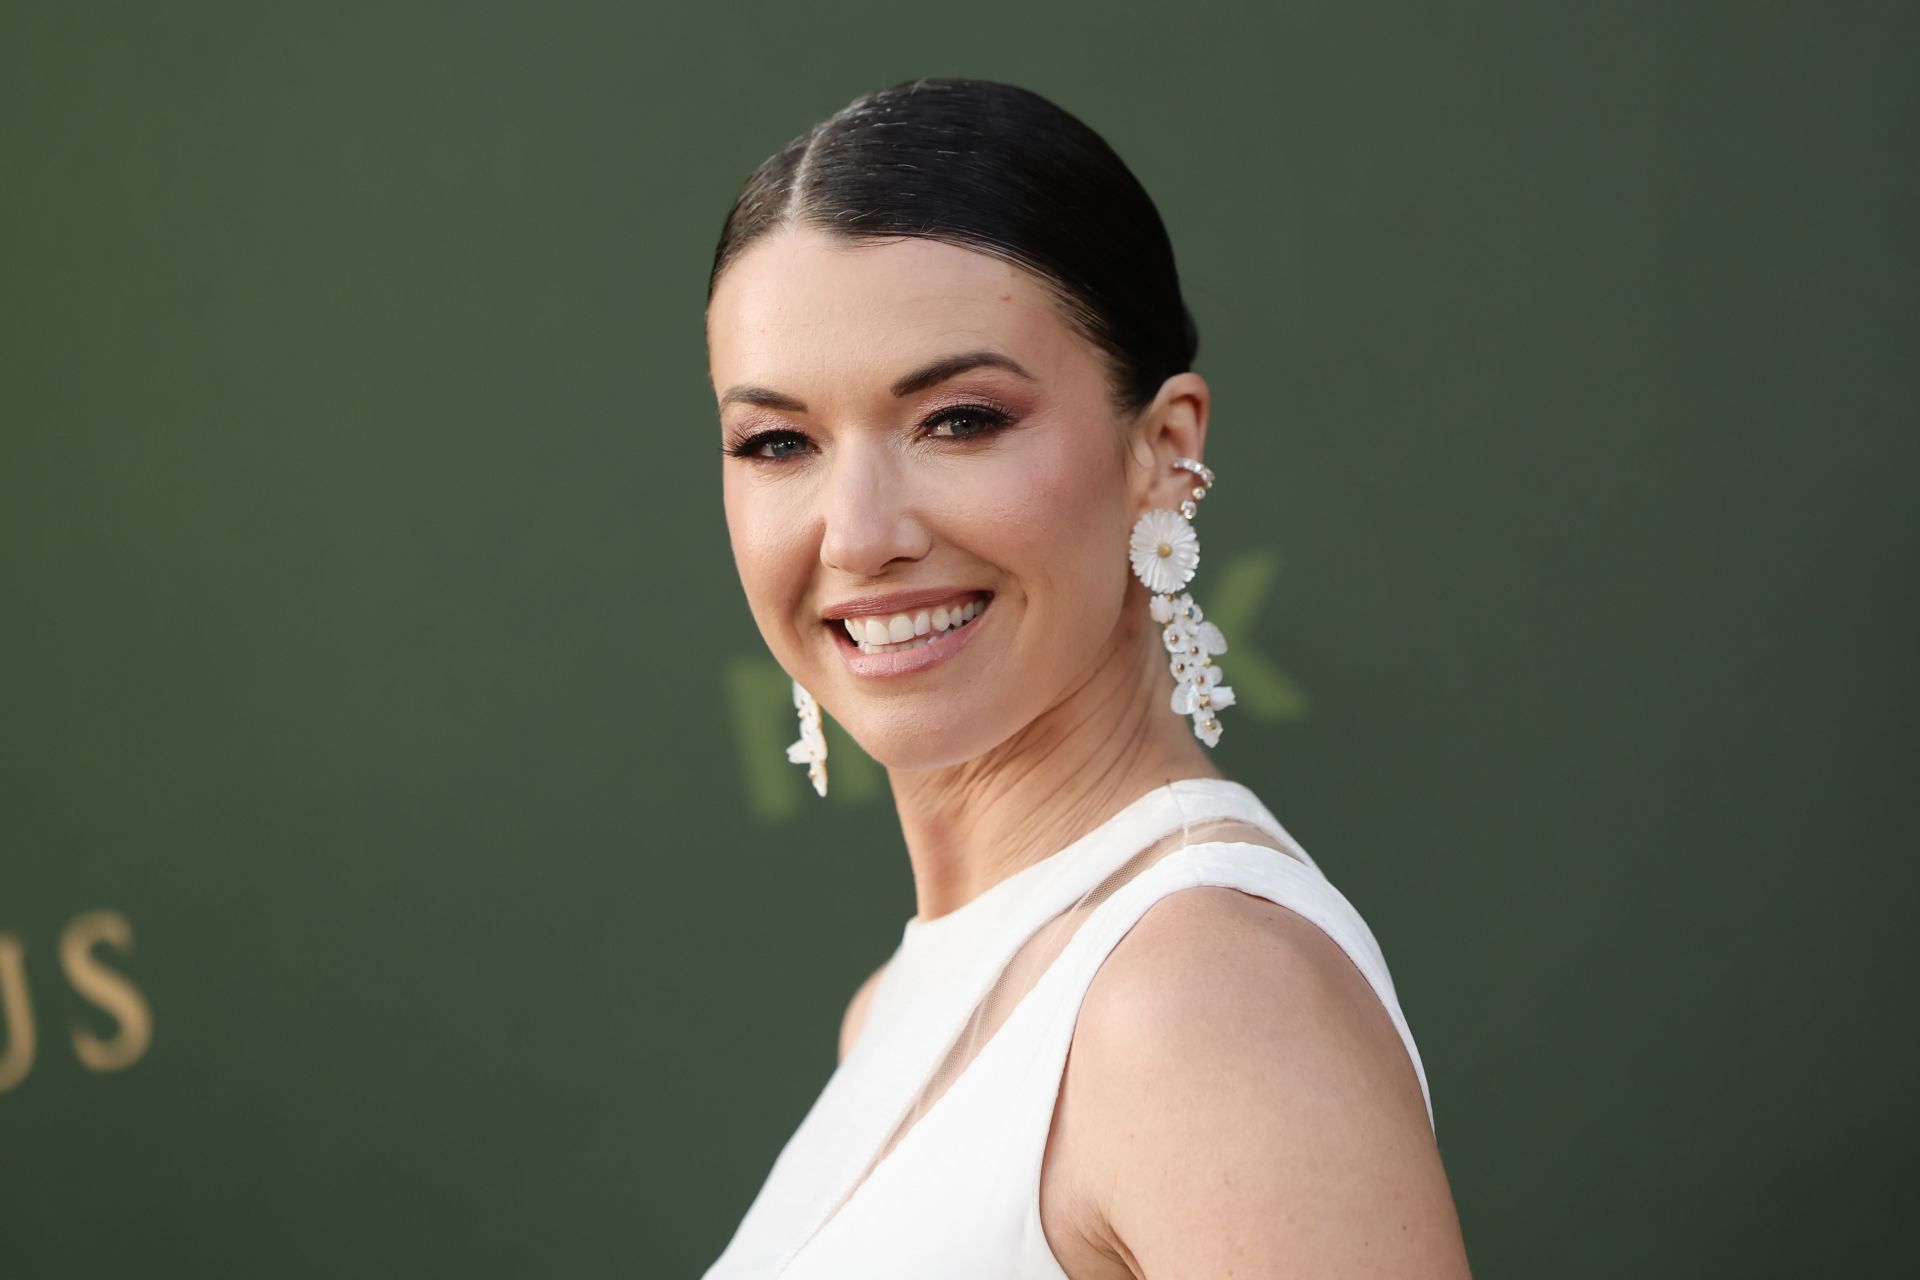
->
<box><xmin>703</xmin><ymin>776</ymin><xmax>1435</xmax><ymax>1278</ymax></box>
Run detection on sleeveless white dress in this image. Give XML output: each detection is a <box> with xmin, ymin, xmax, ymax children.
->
<box><xmin>702</xmin><ymin>776</ymin><xmax>1435</xmax><ymax>1279</ymax></box>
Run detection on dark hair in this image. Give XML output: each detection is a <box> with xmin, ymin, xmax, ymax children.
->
<box><xmin>707</xmin><ymin>77</ymin><xmax>1198</xmax><ymax>420</ymax></box>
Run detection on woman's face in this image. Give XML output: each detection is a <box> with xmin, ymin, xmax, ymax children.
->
<box><xmin>708</xmin><ymin>227</ymin><xmax>1157</xmax><ymax>771</ymax></box>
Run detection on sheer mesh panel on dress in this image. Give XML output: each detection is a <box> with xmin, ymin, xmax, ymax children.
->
<box><xmin>804</xmin><ymin>804</ymin><xmax>1307</xmax><ymax>1245</ymax></box>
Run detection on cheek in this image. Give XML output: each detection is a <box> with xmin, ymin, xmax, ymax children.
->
<box><xmin>968</xmin><ymin>425</ymin><xmax>1129</xmax><ymax>615</ymax></box>
<box><xmin>723</xmin><ymin>477</ymin><xmax>812</xmax><ymax>622</ymax></box>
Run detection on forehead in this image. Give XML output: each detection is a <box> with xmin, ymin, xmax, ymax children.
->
<box><xmin>706</xmin><ymin>228</ymin><xmax>1080</xmax><ymax>401</ymax></box>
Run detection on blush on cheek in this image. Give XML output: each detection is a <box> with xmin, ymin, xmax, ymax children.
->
<box><xmin>729</xmin><ymin>500</ymin><xmax>808</xmax><ymax>585</ymax></box>
<box><xmin>731</xmin><ymin>528</ymin><xmax>817</xmax><ymax>667</ymax></box>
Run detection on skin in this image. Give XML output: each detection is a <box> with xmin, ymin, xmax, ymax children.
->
<box><xmin>709</xmin><ymin>226</ymin><xmax>1472</xmax><ymax>1277</ymax></box>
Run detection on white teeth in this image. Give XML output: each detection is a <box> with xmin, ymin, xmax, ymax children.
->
<box><xmin>841</xmin><ymin>594</ymin><xmax>990</xmax><ymax>654</ymax></box>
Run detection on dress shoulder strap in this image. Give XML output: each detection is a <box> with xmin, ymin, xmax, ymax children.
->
<box><xmin>1013</xmin><ymin>839</ymin><xmax>1436</xmax><ymax>1142</ymax></box>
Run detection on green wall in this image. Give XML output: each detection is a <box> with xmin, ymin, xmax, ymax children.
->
<box><xmin>3</xmin><ymin>3</ymin><xmax>1913</xmax><ymax>1275</ymax></box>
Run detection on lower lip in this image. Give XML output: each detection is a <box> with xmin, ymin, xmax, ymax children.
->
<box><xmin>834</xmin><ymin>599</ymin><xmax>993</xmax><ymax>679</ymax></box>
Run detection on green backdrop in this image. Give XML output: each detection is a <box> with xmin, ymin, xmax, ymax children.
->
<box><xmin>3</xmin><ymin>2</ymin><xmax>1913</xmax><ymax>1275</ymax></box>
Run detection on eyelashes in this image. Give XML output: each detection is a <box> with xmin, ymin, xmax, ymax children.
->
<box><xmin>719</xmin><ymin>427</ymin><xmax>819</xmax><ymax>463</ymax></box>
<box><xmin>721</xmin><ymin>403</ymin><xmax>1018</xmax><ymax>463</ymax></box>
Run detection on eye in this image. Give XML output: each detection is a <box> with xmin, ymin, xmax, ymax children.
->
<box><xmin>924</xmin><ymin>404</ymin><xmax>1014</xmax><ymax>441</ymax></box>
<box><xmin>723</xmin><ymin>429</ymin><xmax>811</xmax><ymax>461</ymax></box>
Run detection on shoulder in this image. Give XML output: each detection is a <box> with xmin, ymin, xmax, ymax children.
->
<box><xmin>837</xmin><ymin>959</ymin><xmax>889</xmax><ymax>1064</ymax></box>
<box><xmin>1076</xmin><ymin>886</ymin><xmax>1422</xmax><ymax>1128</ymax></box>
<box><xmin>1061</xmin><ymin>885</ymin><xmax>1470</xmax><ymax>1277</ymax></box>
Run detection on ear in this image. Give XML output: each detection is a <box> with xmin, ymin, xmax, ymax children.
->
<box><xmin>1125</xmin><ymin>371</ymin><xmax>1212</xmax><ymax>516</ymax></box>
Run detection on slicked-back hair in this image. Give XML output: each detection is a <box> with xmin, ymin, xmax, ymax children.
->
<box><xmin>708</xmin><ymin>77</ymin><xmax>1198</xmax><ymax>420</ymax></box>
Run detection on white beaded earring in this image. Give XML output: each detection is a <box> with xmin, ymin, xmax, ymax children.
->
<box><xmin>1127</xmin><ymin>455</ymin><xmax>1236</xmax><ymax>748</ymax></box>
<box><xmin>786</xmin><ymin>677</ymin><xmax>829</xmax><ymax>797</ymax></box>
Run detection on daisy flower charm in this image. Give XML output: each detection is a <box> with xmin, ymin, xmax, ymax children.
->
<box><xmin>1128</xmin><ymin>508</ymin><xmax>1200</xmax><ymax>595</ymax></box>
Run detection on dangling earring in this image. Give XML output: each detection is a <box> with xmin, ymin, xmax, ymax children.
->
<box><xmin>1127</xmin><ymin>455</ymin><xmax>1236</xmax><ymax>748</ymax></box>
<box><xmin>786</xmin><ymin>677</ymin><xmax>829</xmax><ymax>797</ymax></box>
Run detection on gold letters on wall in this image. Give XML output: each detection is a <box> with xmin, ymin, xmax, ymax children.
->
<box><xmin>0</xmin><ymin>909</ymin><xmax>152</xmax><ymax>1093</ymax></box>
<box><xmin>0</xmin><ymin>933</ymin><xmax>32</xmax><ymax>1092</ymax></box>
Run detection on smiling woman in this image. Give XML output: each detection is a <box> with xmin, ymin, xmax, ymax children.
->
<box><xmin>701</xmin><ymin>78</ymin><xmax>1472</xmax><ymax>1279</ymax></box>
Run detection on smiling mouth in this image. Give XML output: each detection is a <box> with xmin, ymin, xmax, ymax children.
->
<box><xmin>829</xmin><ymin>592</ymin><xmax>994</xmax><ymax>655</ymax></box>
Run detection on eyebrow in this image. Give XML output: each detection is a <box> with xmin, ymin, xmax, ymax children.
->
<box><xmin>718</xmin><ymin>349</ymin><xmax>1035</xmax><ymax>412</ymax></box>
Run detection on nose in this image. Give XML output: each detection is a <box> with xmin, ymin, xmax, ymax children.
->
<box><xmin>817</xmin><ymin>437</ymin><xmax>930</xmax><ymax>579</ymax></box>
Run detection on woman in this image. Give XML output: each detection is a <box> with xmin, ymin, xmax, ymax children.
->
<box><xmin>703</xmin><ymin>78</ymin><xmax>1471</xmax><ymax>1278</ymax></box>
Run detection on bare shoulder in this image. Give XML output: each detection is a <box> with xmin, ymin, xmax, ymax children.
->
<box><xmin>836</xmin><ymin>959</ymin><xmax>890</xmax><ymax>1065</ymax></box>
<box><xmin>1054</xmin><ymin>885</ymin><xmax>1472</xmax><ymax>1278</ymax></box>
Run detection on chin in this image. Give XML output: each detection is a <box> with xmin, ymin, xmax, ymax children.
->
<box><xmin>837</xmin><ymin>711</ymin><xmax>1001</xmax><ymax>774</ymax></box>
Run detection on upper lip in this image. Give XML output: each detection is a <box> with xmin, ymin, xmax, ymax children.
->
<box><xmin>821</xmin><ymin>586</ymin><xmax>991</xmax><ymax>620</ymax></box>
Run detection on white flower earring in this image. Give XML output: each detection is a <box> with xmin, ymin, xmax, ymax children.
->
<box><xmin>786</xmin><ymin>677</ymin><xmax>829</xmax><ymax>797</ymax></box>
<box><xmin>1128</xmin><ymin>455</ymin><xmax>1236</xmax><ymax>748</ymax></box>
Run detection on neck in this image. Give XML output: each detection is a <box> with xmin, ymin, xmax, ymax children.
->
<box><xmin>886</xmin><ymin>598</ymin><xmax>1223</xmax><ymax>925</ymax></box>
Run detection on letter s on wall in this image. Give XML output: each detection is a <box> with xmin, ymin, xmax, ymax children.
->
<box><xmin>60</xmin><ymin>910</ymin><xmax>153</xmax><ymax>1074</ymax></box>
